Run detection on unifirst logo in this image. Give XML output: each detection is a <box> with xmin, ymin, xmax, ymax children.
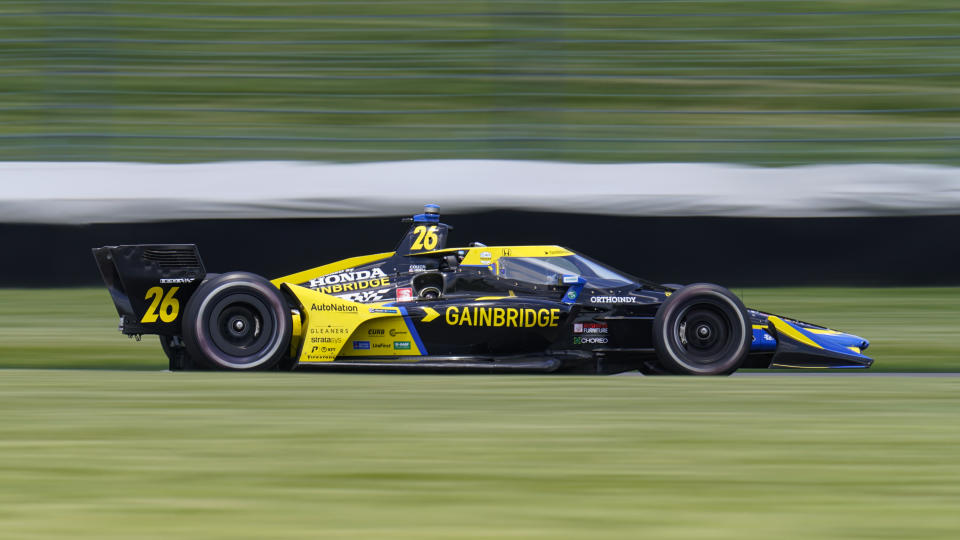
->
<box><xmin>445</xmin><ymin>307</ymin><xmax>560</xmax><ymax>328</ymax></box>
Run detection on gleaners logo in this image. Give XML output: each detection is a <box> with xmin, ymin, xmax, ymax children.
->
<box><xmin>310</xmin><ymin>303</ymin><xmax>358</xmax><ymax>313</ymax></box>
<box><xmin>445</xmin><ymin>307</ymin><xmax>560</xmax><ymax>328</ymax></box>
<box><xmin>309</xmin><ymin>268</ymin><xmax>390</xmax><ymax>294</ymax></box>
<box><xmin>314</xmin><ymin>327</ymin><xmax>349</xmax><ymax>335</ymax></box>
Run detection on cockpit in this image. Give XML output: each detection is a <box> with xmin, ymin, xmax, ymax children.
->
<box><xmin>497</xmin><ymin>254</ymin><xmax>635</xmax><ymax>289</ymax></box>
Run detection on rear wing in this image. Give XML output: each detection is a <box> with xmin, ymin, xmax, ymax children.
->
<box><xmin>92</xmin><ymin>244</ymin><xmax>206</xmax><ymax>336</ymax></box>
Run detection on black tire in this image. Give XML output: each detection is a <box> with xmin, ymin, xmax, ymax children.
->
<box><xmin>182</xmin><ymin>272</ymin><xmax>292</xmax><ymax>370</ymax></box>
<box><xmin>652</xmin><ymin>283</ymin><xmax>751</xmax><ymax>375</ymax></box>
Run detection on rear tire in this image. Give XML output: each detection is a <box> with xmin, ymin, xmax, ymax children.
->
<box><xmin>182</xmin><ymin>272</ymin><xmax>292</xmax><ymax>370</ymax></box>
<box><xmin>652</xmin><ymin>283</ymin><xmax>750</xmax><ymax>375</ymax></box>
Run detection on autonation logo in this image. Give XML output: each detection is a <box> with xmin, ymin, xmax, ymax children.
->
<box><xmin>310</xmin><ymin>303</ymin><xmax>358</xmax><ymax>313</ymax></box>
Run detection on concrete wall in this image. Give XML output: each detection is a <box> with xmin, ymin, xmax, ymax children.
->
<box><xmin>5</xmin><ymin>212</ymin><xmax>958</xmax><ymax>287</ymax></box>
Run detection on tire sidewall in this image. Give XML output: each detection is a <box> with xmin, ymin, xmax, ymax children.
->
<box><xmin>183</xmin><ymin>272</ymin><xmax>291</xmax><ymax>370</ymax></box>
<box><xmin>653</xmin><ymin>283</ymin><xmax>750</xmax><ymax>375</ymax></box>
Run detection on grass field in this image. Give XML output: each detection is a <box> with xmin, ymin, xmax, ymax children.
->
<box><xmin>0</xmin><ymin>371</ymin><xmax>958</xmax><ymax>539</ymax></box>
<box><xmin>1</xmin><ymin>287</ymin><xmax>958</xmax><ymax>372</ymax></box>
<box><xmin>2</xmin><ymin>288</ymin><xmax>960</xmax><ymax>538</ymax></box>
<box><xmin>3</xmin><ymin>0</ymin><xmax>958</xmax><ymax>163</ymax></box>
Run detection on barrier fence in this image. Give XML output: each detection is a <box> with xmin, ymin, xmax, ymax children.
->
<box><xmin>3</xmin><ymin>161</ymin><xmax>960</xmax><ymax>224</ymax></box>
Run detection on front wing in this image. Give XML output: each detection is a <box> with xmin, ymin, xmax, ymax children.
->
<box><xmin>749</xmin><ymin>312</ymin><xmax>872</xmax><ymax>369</ymax></box>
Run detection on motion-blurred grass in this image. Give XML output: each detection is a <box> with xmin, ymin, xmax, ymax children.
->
<box><xmin>0</xmin><ymin>287</ymin><xmax>958</xmax><ymax>371</ymax></box>
<box><xmin>2</xmin><ymin>0</ymin><xmax>958</xmax><ymax>163</ymax></box>
<box><xmin>0</xmin><ymin>371</ymin><xmax>958</xmax><ymax>539</ymax></box>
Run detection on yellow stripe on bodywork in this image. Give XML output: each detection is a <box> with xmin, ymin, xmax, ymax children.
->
<box><xmin>271</xmin><ymin>252</ymin><xmax>394</xmax><ymax>287</ymax></box>
<box><xmin>807</xmin><ymin>328</ymin><xmax>843</xmax><ymax>335</ymax></box>
<box><xmin>459</xmin><ymin>246</ymin><xmax>573</xmax><ymax>266</ymax></box>
<box><xmin>768</xmin><ymin>316</ymin><xmax>824</xmax><ymax>350</ymax></box>
<box><xmin>284</xmin><ymin>284</ymin><xmax>419</xmax><ymax>363</ymax></box>
<box><xmin>290</xmin><ymin>310</ymin><xmax>302</xmax><ymax>358</ymax></box>
<box><xmin>476</xmin><ymin>291</ymin><xmax>518</xmax><ymax>301</ymax></box>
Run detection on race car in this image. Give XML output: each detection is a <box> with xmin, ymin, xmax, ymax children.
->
<box><xmin>93</xmin><ymin>204</ymin><xmax>872</xmax><ymax>375</ymax></box>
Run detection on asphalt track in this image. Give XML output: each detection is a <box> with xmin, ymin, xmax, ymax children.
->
<box><xmin>7</xmin><ymin>368</ymin><xmax>955</xmax><ymax>377</ymax></box>
<box><xmin>620</xmin><ymin>371</ymin><xmax>960</xmax><ymax>377</ymax></box>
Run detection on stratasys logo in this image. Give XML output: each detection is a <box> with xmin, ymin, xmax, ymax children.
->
<box><xmin>310</xmin><ymin>303</ymin><xmax>358</xmax><ymax>313</ymax></box>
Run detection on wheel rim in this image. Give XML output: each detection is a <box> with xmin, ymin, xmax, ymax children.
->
<box><xmin>207</xmin><ymin>293</ymin><xmax>276</xmax><ymax>363</ymax></box>
<box><xmin>672</xmin><ymin>301</ymin><xmax>739</xmax><ymax>368</ymax></box>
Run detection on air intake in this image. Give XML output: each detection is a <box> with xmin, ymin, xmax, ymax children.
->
<box><xmin>142</xmin><ymin>247</ymin><xmax>201</xmax><ymax>269</ymax></box>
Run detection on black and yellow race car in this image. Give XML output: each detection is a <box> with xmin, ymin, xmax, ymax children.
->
<box><xmin>93</xmin><ymin>205</ymin><xmax>872</xmax><ymax>375</ymax></box>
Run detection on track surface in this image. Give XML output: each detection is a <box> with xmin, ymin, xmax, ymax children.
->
<box><xmin>732</xmin><ymin>371</ymin><xmax>960</xmax><ymax>377</ymax></box>
<box><xmin>2</xmin><ymin>370</ymin><xmax>959</xmax><ymax>539</ymax></box>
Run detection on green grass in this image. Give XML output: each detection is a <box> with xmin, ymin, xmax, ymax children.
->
<box><xmin>2</xmin><ymin>0</ymin><xmax>958</xmax><ymax>163</ymax></box>
<box><xmin>0</xmin><ymin>371</ymin><xmax>959</xmax><ymax>539</ymax></box>
<box><xmin>1</xmin><ymin>287</ymin><xmax>959</xmax><ymax>371</ymax></box>
<box><xmin>0</xmin><ymin>289</ymin><xmax>157</xmax><ymax>370</ymax></box>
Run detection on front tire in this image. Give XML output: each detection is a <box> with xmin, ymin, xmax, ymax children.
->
<box><xmin>182</xmin><ymin>272</ymin><xmax>292</xmax><ymax>370</ymax></box>
<box><xmin>652</xmin><ymin>283</ymin><xmax>750</xmax><ymax>375</ymax></box>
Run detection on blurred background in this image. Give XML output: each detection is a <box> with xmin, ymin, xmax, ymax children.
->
<box><xmin>3</xmin><ymin>4</ymin><xmax>960</xmax><ymax>538</ymax></box>
<box><xmin>3</xmin><ymin>0</ymin><xmax>958</xmax><ymax>164</ymax></box>
<box><xmin>2</xmin><ymin>0</ymin><xmax>959</xmax><ymax>288</ymax></box>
